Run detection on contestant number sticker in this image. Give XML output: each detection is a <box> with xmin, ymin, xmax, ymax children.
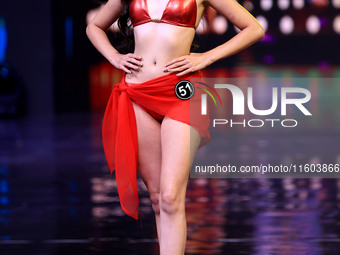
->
<box><xmin>175</xmin><ymin>80</ymin><xmax>195</xmax><ymax>100</ymax></box>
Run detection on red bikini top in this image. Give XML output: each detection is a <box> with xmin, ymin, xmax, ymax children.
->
<box><xmin>129</xmin><ymin>0</ymin><xmax>197</xmax><ymax>28</ymax></box>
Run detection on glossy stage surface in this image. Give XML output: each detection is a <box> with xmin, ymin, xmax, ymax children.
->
<box><xmin>1</xmin><ymin>112</ymin><xmax>340</xmax><ymax>255</ymax></box>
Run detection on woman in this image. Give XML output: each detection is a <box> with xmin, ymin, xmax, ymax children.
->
<box><xmin>86</xmin><ymin>0</ymin><xmax>264</xmax><ymax>254</ymax></box>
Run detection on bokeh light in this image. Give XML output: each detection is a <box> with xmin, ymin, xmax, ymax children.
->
<box><xmin>278</xmin><ymin>0</ymin><xmax>290</xmax><ymax>10</ymax></box>
<box><xmin>293</xmin><ymin>0</ymin><xmax>305</xmax><ymax>9</ymax></box>
<box><xmin>333</xmin><ymin>15</ymin><xmax>340</xmax><ymax>34</ymax></box>
<box><xmin>256</xmin><ymin>15</ymin><xmax>268</xmax><ymax>32</ymax></box>
<box><xmin>213</xmin><ymin>16</ymin><xmax>228</xmax><ymax>34</ymax></box>
<box><xmin>332</xmin><ymin>0</ymin><xmax>340</xmax><ymax>8</ymax></box>
<box><xmin>280</xmin><ymin>15</ymin><xmax>295</xmax><ymax>34</ymax></box>
<box><xmin>243</xmin><ymin>0</ymin><xmax>254</xmax><ymax>11</ymax></box>
<box><xmin>306</xmin><ymin>15</ymin><xmax>321</xmax><ymax>34</ymax></box>
<box><xmin>260</xmin><ymin>0</ymin><xmax>273</xmax><ymax>11</ymax></box>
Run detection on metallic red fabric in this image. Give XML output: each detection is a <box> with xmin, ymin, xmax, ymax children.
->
<box><xmin>102</xmin><ymin>71</ymin><xmax>210</xmax><ymax>219</ymax></box>
<box><xmin>129</xmin><ymin>0</ymin><xmax>197</xmax><ymax>28</ymax></box>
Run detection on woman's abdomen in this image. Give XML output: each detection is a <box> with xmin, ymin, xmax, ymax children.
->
<box><xmin>124</xmin><ymin>23</ymin><xmax>195</xmax><ymax>83</ymax></box>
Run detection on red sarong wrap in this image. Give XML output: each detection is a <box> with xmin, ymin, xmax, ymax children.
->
<box><xmin>102</xmin><ymin>71</ymin><xmax>210</xmax><ymax>219</ymax></box>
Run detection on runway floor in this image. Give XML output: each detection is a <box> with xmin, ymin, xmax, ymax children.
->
<box><xmin>1</xmin><ymin>112</ymin><xmax>340</xmax><ymax>255</ymax></box>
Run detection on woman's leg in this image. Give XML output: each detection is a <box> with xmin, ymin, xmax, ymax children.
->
<box><xmin>131</xmin><ymin>102</ymin><xmax>162</xmax><ymax>241</ymax></box>
<box><xmin>159</xmin><ymin>116</ymin><xmax>202</xmax><ymax>255</ymax></box>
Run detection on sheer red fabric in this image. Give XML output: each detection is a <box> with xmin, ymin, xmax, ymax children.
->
<box><xmin>129</xmin><ymin>0</ymin><xmax>197</xmax><ymax>28</ymax></box>
<box><xmin>102</xmin><ymin>71</ymin><xmax>210</xmax><ymax>219</ymax></box>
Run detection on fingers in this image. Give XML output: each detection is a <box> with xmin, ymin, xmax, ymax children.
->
<box><xmin>125</xmin><ymin>53</ymin><xmax>142</xmax><ymax>66</ymax></box>
<box><xmin>118</xmin><ymin>53</ymin><xmax>143</xmax><ymax>73</ymax></box>
<box><xmin>165</xmin><ymin>62</ymin><xmax>195</xmax><ymax>76</ymax></box>
<box><xmin>164</xmin><ymin>56</ymin><xmax>186</xmax><ymax>67</ymax></box>
<box><xmin>120</xmin><ymin>66</ymin><xmax>132</xmax><ymax>74</ymax></box>
<box><xmin>164</xmin><ymin>59</ymin><xmax>191</xmax><ymax>72</ymax></box>
<box><xmin>125</xmin><ymin>62</ymin><xmax>140</xmax><ymax>71</ymax></box>
<box><xmin>127</xmin><ymin>57</ymin><xmax>143</xmax><ymax>67</ymax></box>
<box><xmin>167</xmin><ymin>65</ymin><xmax>192</xmax><ymax>74</ymax></box>
<box><xmin>126</xmin><ymin>53</ymin><xmax>143</xmax><ymax>65</ymax></box>
<box><xmin>164</xmin><ymin>60</ymin><xmax>187</xmax><ymax>71</ymax></box>
<box><xmin>163</xmin><ymin>56</ymin><xmax>195</xmax><ymax>75</ymax></box>
<box><xmin>127</xmin><ymin>53</ymin><xmax>142</xmax><ymax>60</ymax></box>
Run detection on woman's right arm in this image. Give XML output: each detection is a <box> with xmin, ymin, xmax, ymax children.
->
<box><xmin>86</xmin><ymin>0</ymin><xmax>142</xmax><ymax>73</ymax></box>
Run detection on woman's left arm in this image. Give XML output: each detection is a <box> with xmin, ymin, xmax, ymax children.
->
<box><xmin>164</xmin><ymin>0</ymin><xmax>265</xmax><ymax>76</ymax></box>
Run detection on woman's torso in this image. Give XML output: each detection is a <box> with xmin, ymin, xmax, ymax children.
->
<box><xmin>124</xmin><ymin>0</ymin><xmax>206</xmax><ymax>83</ymax></box>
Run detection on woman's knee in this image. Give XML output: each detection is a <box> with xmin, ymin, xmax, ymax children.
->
<box><xmin>150</xmin><ymin>192</ymin><xmax>160</xmax><ymax>215</ymax></box>
<box><xmin>160</xmin><ymin>191</ymin><xmax>185</xmax><ymax>215</ymax></box>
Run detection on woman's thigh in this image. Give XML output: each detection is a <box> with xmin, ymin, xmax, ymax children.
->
<box><xmin>132</xmin><ymin>101</ymin><xmax>162</xmax><ymax>193</ymax></box>
<box><xmin>160</xmin><ymin>116</ymin><xmax>201</xmax><ymax>196</ymax></box>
